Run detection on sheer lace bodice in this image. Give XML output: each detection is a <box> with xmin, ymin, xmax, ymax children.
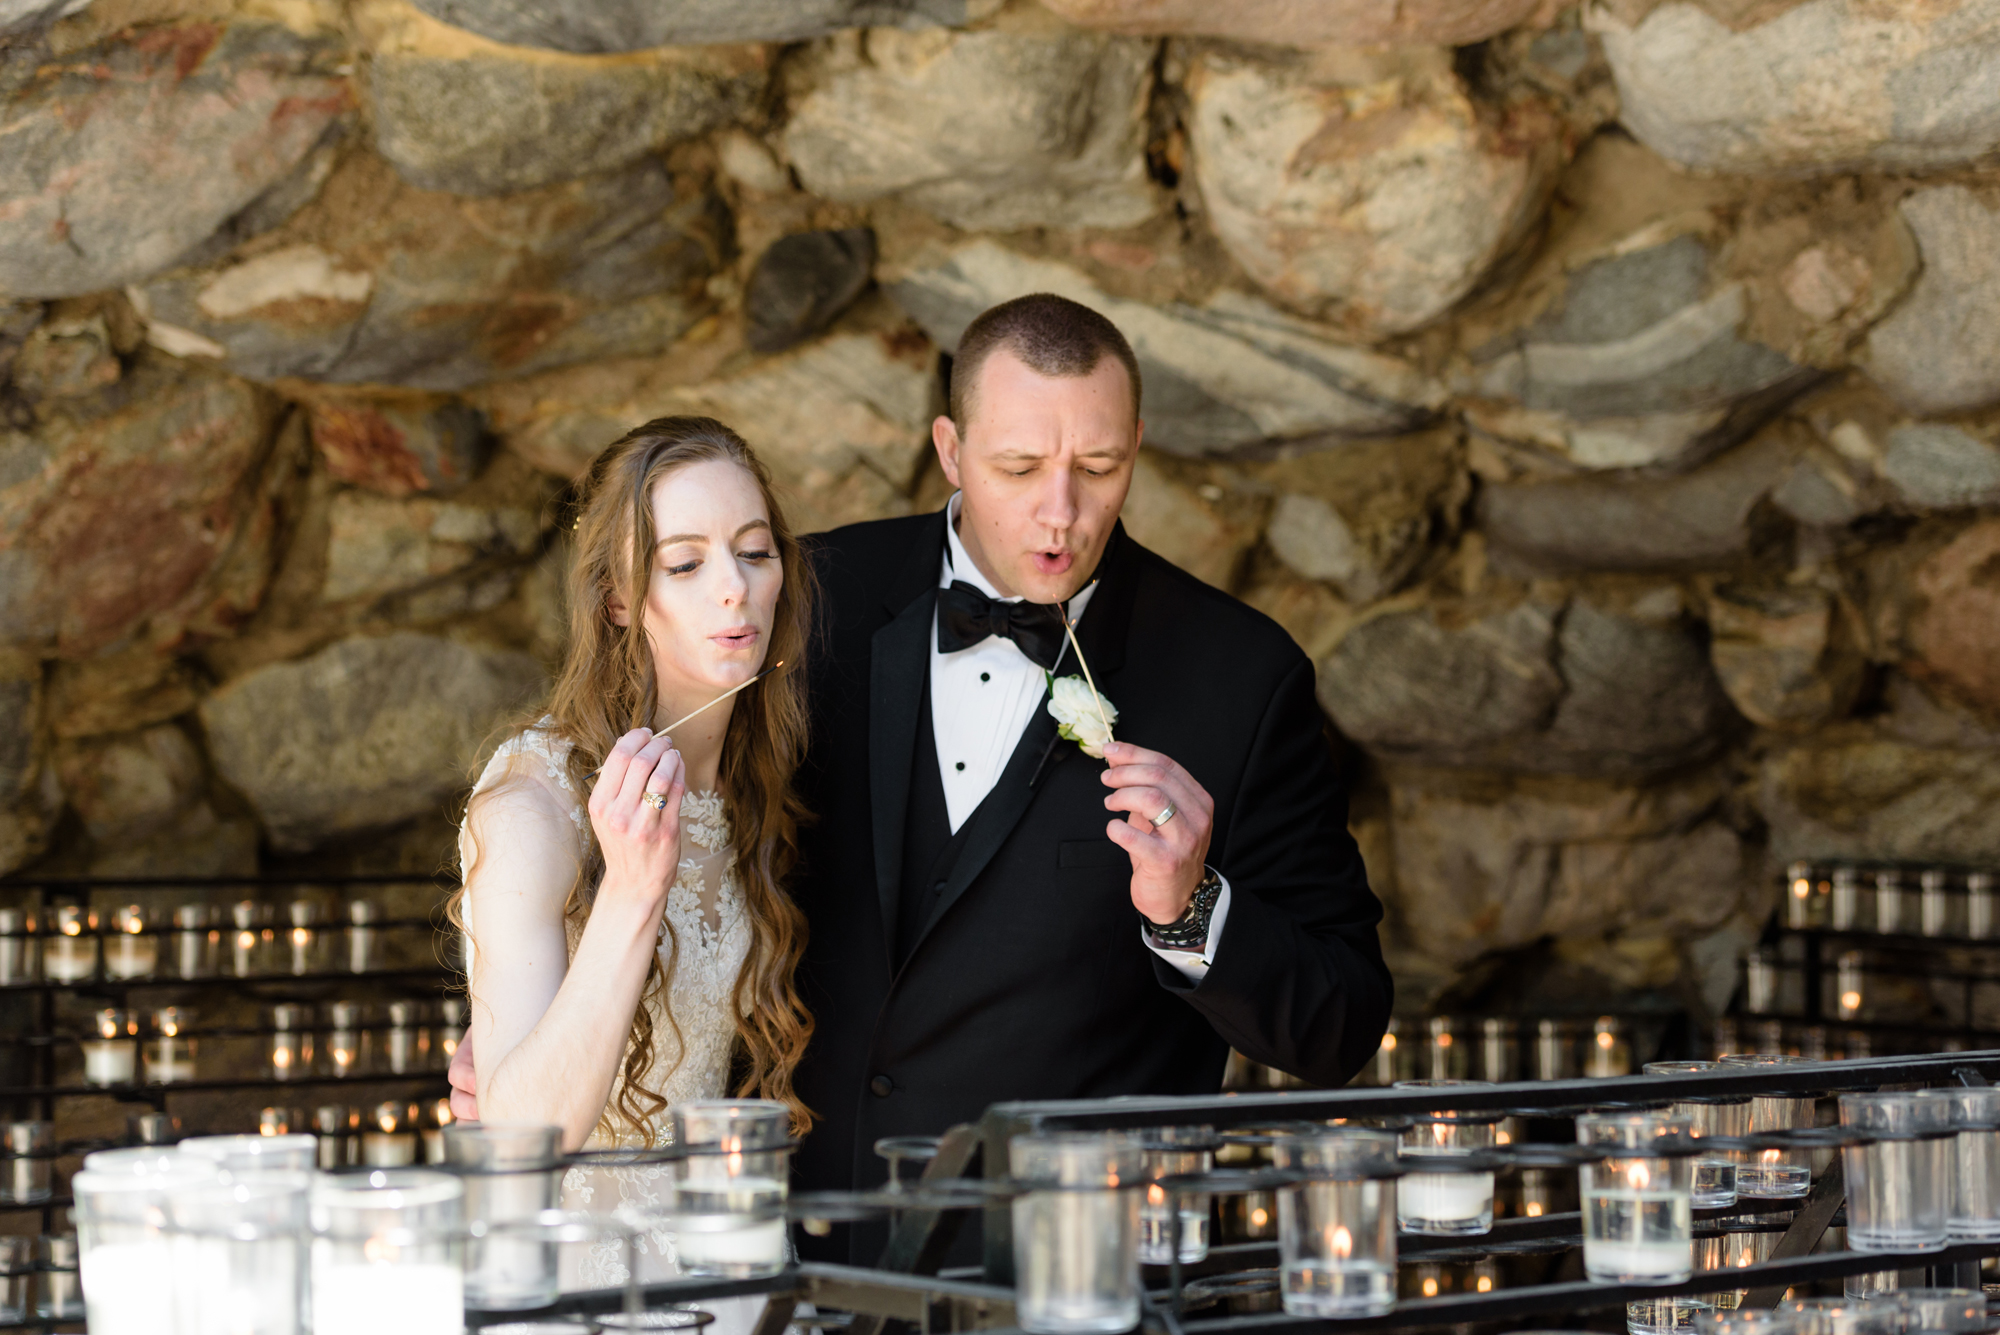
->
<box><xmin>460</xmin><ymin>724</ymin><xmax>754</xmax><ymax>1288</ymax></box>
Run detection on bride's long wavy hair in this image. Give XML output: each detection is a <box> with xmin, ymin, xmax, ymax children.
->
<box><xmin>452</xmin><ymin>416</ymin><xmax>816</xmax><ymax>1141</ymax></box>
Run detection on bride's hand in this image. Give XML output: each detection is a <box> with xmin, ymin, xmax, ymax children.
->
<box><xmin>588</xmin><ymin>728</ymin><xmax>685</xmax><ymax>901</ymax></box>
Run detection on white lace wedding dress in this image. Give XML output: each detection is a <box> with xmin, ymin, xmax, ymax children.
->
<box><xmin>461</xmin><ymin>724</ymin><xmax>755</xmax><ymax>1292</ymax></box>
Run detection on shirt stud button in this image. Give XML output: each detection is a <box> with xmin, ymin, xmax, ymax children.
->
<box><xmin>955</xmin><ymin>761</ymin><xmax>966</xmax><ymax>771</ymax></box>
<box><xmin>980</xmin><ymin>672</ymin><xmax>990</xmax><ymax>682</ymax></box>
<box><xmin>870</xmin><ymin>1074</ymin><xmax>894</xmax><ymax>1097</ymax></box>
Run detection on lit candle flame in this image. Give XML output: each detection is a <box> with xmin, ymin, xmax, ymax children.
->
<box><xmin>1330</xmin><ymin>1225</ymin><xmax>1353</xmax><ymax>1259</ymax></box>
<box><xmin>1627</xmin><ymin>1162</ymin><xmax>1652</xmax><ymax>1191</ymax></box>
<box><xmin>1435</xmin><ymin>1033</ymin><xmax>1452</xmax><ymax>1049</ymax></box>
<box><xmin>1476</xmin><ymin>1275</ymin><xmax>1493</xmax><ymax>1293</ymax></box>
<box><xmin>1147</xmin><ymin>1183</ymin><xmax>1166</xmax><ymax>1206</ymax></box>
<box><xmin>378</xmin><ymin>1110</ymin><xmax>397</xmax><ymax>1134</ymax></box>
<box><xmin>1380</xmin><ymin>1033</ymin><xmax>1397</xmax><ymax>1052</ymax></box>
<box><xmin>1249</xmin><ymin>1207</ymin><xmax>1268</xmax><ymax>1230</ymax></box>
<box><xmin>61</xmin><ymin>919</ymin><xmax>80</xmax><ymax>937</ymax></box>
<box><xmin>291</xmin><ymin>927</ymin><xmax>311</xmax><ymax>947</ymax></box>
<box><xmin>1421</xmin><ymin>1277</ymin><xmax>1439</xmax><ymax>1297</ymax></box>
<box><xmin>1840</xmin><ymin>990</ymin><xmax>1861</xmax><ymax>1012</ymax></box>
<box><xmin>1791</xmin><ymin>878</ymin><xmax>1810</xmax><ymax>900</ymax></box>
<box><xmin>1596</xmin><ymin>1031</ymin><xmax>1614</xmax><ymax>1050</ymax></box>
<box><xmin>433</xmin><ymin>1098</ymin><xmax>453</xmax><ymax>1128</ymax></box>
<box><xmin>1525</xmin><ymin>1202</ymin><xmax>1543</xmax><ymax>1217</ymax></box>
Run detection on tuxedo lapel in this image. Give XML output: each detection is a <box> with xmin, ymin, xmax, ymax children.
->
<box><xmin>867</xmin><ymin>510</ymin><xmax>949</xmax><ymax>971</ymax></box>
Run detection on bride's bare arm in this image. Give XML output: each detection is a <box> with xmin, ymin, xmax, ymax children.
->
<box><xmin>464</xmin><ymin>728</ymin><xmax>686</xmax><ymax>1150</ymax></box>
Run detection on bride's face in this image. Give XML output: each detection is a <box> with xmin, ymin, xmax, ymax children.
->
<box><xmin>612</xmin><ymin>458</ymin><xmax>782</xmax><ymax>704</ymax></box>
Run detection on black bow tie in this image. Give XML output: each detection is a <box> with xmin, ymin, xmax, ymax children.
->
<box><xmin>936</xmin><ymin>580</ymin><xmax>1066</xmax><ymax>670</ymax></box>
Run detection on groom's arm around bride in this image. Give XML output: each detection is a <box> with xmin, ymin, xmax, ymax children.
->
<box><xmin>789</xmin><ymin>292</ymin><xmax>1393</xmax><ymax>1213</ymax></box>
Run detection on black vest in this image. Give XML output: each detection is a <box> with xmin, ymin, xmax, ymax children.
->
<box><xmin>895</xmin><ymin>671</ymin><xmax>978</xmax><ymax>968</ymax></box>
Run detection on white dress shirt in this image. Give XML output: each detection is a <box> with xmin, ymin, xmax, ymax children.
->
<box><xmin>928</xmin><ymin>494</ymin><xmax>1228</xmax><ymax>981</ymax></box>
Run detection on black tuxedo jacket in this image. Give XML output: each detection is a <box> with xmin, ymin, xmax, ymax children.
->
<box><xmin>790</xmin><ymin>509</ymin><xmax>1392</xmax><ymax>1211</ymax></box>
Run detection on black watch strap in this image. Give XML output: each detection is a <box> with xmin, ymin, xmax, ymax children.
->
<box><xmin>1148</xmin><ymin>867</ymin><xmax>1223</xmax><ymax>951</ymax></box>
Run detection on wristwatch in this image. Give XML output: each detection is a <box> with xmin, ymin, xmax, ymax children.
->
<box><xmin>1148</xmin><ymin>866</ymin><xmax>1223</xmax><ymax>951</ymax></box>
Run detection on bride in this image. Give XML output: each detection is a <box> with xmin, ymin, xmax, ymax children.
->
<box><xmin>452</xmin><ymin>415</ymin><xmax>815</xmax><ymax>1287</ymax></box>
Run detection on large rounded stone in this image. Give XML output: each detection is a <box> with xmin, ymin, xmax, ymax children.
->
<box><xmin>0</xmin><ymin>358</ymin><xmax>296</xmax><ymax>659</ymax></box>
<box><xmin>745</xmin><ymin>229</ymin><xmax>877</xmax><ymax>356</ymax></box>
<box><xmin>136</xmin><ymin>154</ymin><xmax>725</xmax><ymax>392</ymax></box>
<box><xmin>1258</xmin><ymin>430</ymin><xmax>1468</xmax><ymax>604</ymax></box>
<box><xmin>407</xmin><ymin>0</ymin><xmax>968</xmax><ymax>52</ymax></box>
<box><xmin>1118</xmin><ymin>455</ymin><xmax>1261</xmax><ymax>590</ymax></box>
<box><xmin>1705</xmin><ymin>582</ymin><xmax>1865</xmax><ymax>732</ymax></box>
<box><xmin>1041</xmin><ymin>0</ymin><xmax>1554</xmax><ymax>47</ymax></box>
<box><xmin>0</xmin><ymin>650</ymin><xmax>54</xmax><ymax>875</ymax></box>
<box><xmin>1759</xmin><ymin>724</ymin><xmax>2000</xmax><ymax>864</ymax></box>
<box><xmin>885</xmin><ymin>240</ymin><xmax>1443</xmax><ymax>457</ymax></box>
<box><xmin>200</xmin><ymin>632</ymin><xmax>545</xmax><ymax>851</ymax></box>
<box><xmin>309</xmin><ymin>397</ymin><xmax>494</xmax><ymax>497</ymax></box>
<box><xmin>1319</xmin><ymin>595</ymin><xmax>1738</xmax><ymax>775</ymax></box>
<box><xmin>1905</xmin><ymin>519</ymin><xmax>2000</xmax><ymax>716</ymax></box>
<box><xmin>495</xmin><ymin>325</ymin><xmax>937</xmax><ymax>535</ymax></box>
<box><xmin>322</xmin><ymin>492</ymin><xmax>541</xmax><ymax>605</ymax></box>
<box><xmin>1183</xmin><ymin>46</ymin><xmax>1562</xmax><ymax>338</ymax></box>
<box><xmin>1476</xmin><ymin>429</ymin><xmax>1796</xmax><ymax>573</ymax></box>
<box><xmin>784</xmin><ymin>24</ymin><xmax>1159</xmax><ymax>232</ymax></box>
<box><xmin>1466</xmin><ymin>226</ymin><xmax>1821</xmax><ymax>471</ymax></box>
<box><xmin>1591</xmin><ymin>0</ymin><xmax>2000</xmax><ymax>176</ymax></box>
<box><xmin>1880</xmin><ymin>424</ymin><xmax>2000</xmax><ymax>510</ymax></box>
<box><xmin>0</xmin><ymin>23</ymin><xmax>349</xmax><ymax>298</ymax></box>
<box><xmin>359</xmin><ymin>0</ymin><xmax>769</xmax><ymax>196</ymax></box>
<box><xmin>54</xmin><ymin>723</ymin><xmax>205</xmax><ymax>843</ymax></box>
<box><xmin>1385</xmin><ymin>763</ymin><xmax>1750</xmax><ymax>967</ymax></box>
<box><xmin>1865</xmin><ymin>187</ymin><xmax>2000</xmax><ymax>416</ymax></box>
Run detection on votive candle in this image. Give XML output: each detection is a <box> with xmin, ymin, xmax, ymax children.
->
<box><xmin>361</xmin><ymin>1101</ymin><xmax>417</xmax><ymax>1167</ymax></box>
<box><xmin>44</xmin><ymin>905</ymin><xmax>98</xmax><ymax>982</ymax></box>
<box><xmin>81</xmin><ymin>1010</ymin><xmax>137</xmax><ymax>1087</ymax></box>
<box><xmin>143</xmin><ymin>1008</ymin><xmax>195</xmax><ymax>1085</ymax></box>
<box><xmin>103</xmin><ymin>906</ymin><xmax>156</xmax><ymax>980</ymax></box>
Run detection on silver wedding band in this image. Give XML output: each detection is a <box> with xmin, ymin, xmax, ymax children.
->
<box><xmin>1151</xmin><ymin>799</ymin><xmax>1177</xmax><ymax>828</ymax></box>
<box><xmin>642</xmin><ymin>791</ymin><xmax>670</xmax><ymax>811</ymax></box>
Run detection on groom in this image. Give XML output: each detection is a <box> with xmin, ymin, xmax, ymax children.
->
<box><xmin>789</xmin><ymin>293</ymin><xmax>1391</xmax><ymax>1252</ymax></box>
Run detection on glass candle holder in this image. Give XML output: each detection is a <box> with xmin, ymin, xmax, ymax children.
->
<box><xmin>1894</xmin><ymin>1289</ymin><xmax>1987</xmax><ymax>1333</ymax></box>
<box><xmin>1369</xmin><ymin>1018</ymin><xmax>1406</xmax><ymax>1087</ymax></box>
<box><xmin>327</xmin><ymin>1000</ymin><xmax>367</xmax><ymax>1078</ymax></box>
<box><xmin>346</xmin><ymin>900</ymin><xmax>379</xmax><ymax>974</ymax></box>
<box><xmin>1424</xmin><ymin>1016</ymin><xmax>1464</xmax><ymax>1081</ymax></box>
<box><xmin>181</xmin><ymin>1133</ymin><xmax>319</xmax><ymax>1175</ymax></box>
<box><xmin>445</xmin><ymin>1122</ymin><xmax>562</xmax><ymax>1310</ymax></box>
<box><xmin>1394</xmin><ymin>1080</ymin><xmax>1496</xmax><ymax>1236</ymax></box>
<box><xmin>1720</xmin><ymin>1054</ymin><xmax>1816</xmax><ymax>1198</ymax></box>
<box><xmin>0</xmin><ymin>907</ymin><xmax>37</xmax><ymax>984</ymax></box>
<box><xmin>1587</xmin><ymin>1016</ymin><xmax>1632</xmax><ymax>1077</ymax></box>
<box><xmin>171</xmin><ymin>903</ymin><xmax>216</xmax><ymax>979</ymax></box>
<box><xmin>230</xmin><ymin>900</ymin><xmax>270</xmax><ymax>977</ymax></box>
<box><xmin>1577</xmin><ymin>1111</ymin><xmax>1694</xmax><ymax>1285</ymax></box>
<box><xmin>1969</xmin><ymin>873</ymin><xmax>1995</xmax><ymax>940</ymax></box>
<box><xmin>103</xmin><ymin>905</ymin><xmax>157</xmax><ymax>981</ymax></box>
<box><xmin>1834</xmin><ymin>953</ymin><xmax>1865</xmax><ymax>1021</ymax></box>
<box><xmin>1745</xmin><ymin>950</ymin><xmax>1778</xmax><ymax>1015</ymax></box>
<box><xmin>1781</xmin><ymin>1298</ymin><xmax>1901</xmax><ymax>1335</ymax></box>
<box><xmin>1534</xmin><ymin>1019</ymin><xmax>1577</xmax><ymax>1081</ymax></box>
<box><xmin>169</xmin><ymin>1168</ymin><xmax>312</xmax><ymax>1335</ymax></box>
<box><xmin>268</xmin><ymin>1002</ymin><xmax>315</xmax><ymax>1080</ymax></box>
<box><xmin>385</xmin><ymin>1000</ymin><xmax>422</xmax><ymax>1075</ymax></box>
<box><xmin>1940</xmin><ymin>1086</ymin><xmax>2000</xmax><ymax>1240</ymax></box>
<box><xmin>1270</xmin><ymin>1127</ymin><xmax>1398</xmax><ymax>1318</ymax></box>
<box><xmin>1628</xmin><ymin>1292</ymin><xmax>1714</xmax><ymax>1335</ymax></box>
<box><xmin>3</xmin><ymin>1121</ymin><xmax>53</xmax><ymax>1205</ymax></box>
<box><xmin>1831</xmin><ymin>867</ymin><xmax>1861</xmax><ymax>931</ymax></box>
<box><xmin>285</xmin><ymin>900</ymin><xmax>320</xmax><ymax>976</ymax></box>
<box><xmin>0</xmin><ymin>1235</ymin><xmax>30</xmax><ymax>1324</ymax></box>
<box><xmin>144</xmin><ymin>1007</ymin><xmax>195</xmax><ymax>1085</ymax></box>
<box><xmin>44</xmin><ymin>904</ymin><xmax>99</xmax><ymax>982</ymax></box>
<box><xmin>1785</xmin><ymin>861</ymin><xmax>1816</xmax><ymax>929</ymax></box>
<box><xmin>259</xmin><ymin>1108</ymin><xmax>305</xmax><ymax>1138</ymax></box>
<box><xmin>1476</xmin><ymin>1018</ymin><xmax>1518</xmax><ymax>1083</ymax></box>
<box><xmin>37</xmin><ymin>1234</ymin><xmax>82</xmax><ymax>1321</ymax></box>
<box><xmin>361</xmin><ymin>1101</ymin><xmax>418</xmax><ymax>1168</ymax></box>
<box><xmin>1873</xmin><ymin>872</ymin><xmax>1905</xmax><ymax>935</ymax></box>
<box><xmin>82</xmin><ymin>1008</ymin><xmax>138</xmax><ymax>1087</ymax></box>
<box><xmin>309</xmin><ymin>1169</ymin><xmax>464</xmax><ymax>1335</ymax></box>
<box><xmin>73</xmin><ymin>1157</ymin><xmax>219</xmax><ymax>1335</ymax></box>
<box><xmin>1694</xmin><ymin>1308</ymin><xmax>1798</xmax><ymax>1335</ymax></box>
<box><xmin>1136</xmin><ymin>1127</ymin><xmax>1213</xmax><ymax>1265</ymax></box>
<box><xmin>1010</xmin><ymin>1132</ymin><xmax>1142</xmax><ymax>1335</ymax></box>
<box><xmin>671</xmin><ymin>1099</ymin><xmax>791</xmax><ymax>1278</ymax></box>
<box><xmin>1920</xmin><ymin>870</ymin><xmax>1953</xmax><ymax>937</ymax></box>
<box><xmin>1643</xmin><ymin>1061</ymin><xmax>1749</xmax><ymax>1208</ymax></box>
<box><xmin>1839</xmin><ymin>1091</ymin><xmax>1950</xmax><ymax>1253</ymax></box>
<box><xmin>1518</xmin><ymin>1169</ymin><xmax>1560</xmax><ymax>1219</ymax></box>
<box><xmin>422</xmin><ymin>1100</ymin><xmax>452</xmax><ymax>1165</ymax></box>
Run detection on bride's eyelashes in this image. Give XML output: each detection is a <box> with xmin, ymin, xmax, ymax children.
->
<box><xmin>659</xmin><ymin>548</ymin><xmax>775</xmax><ymax>577</ymax></box>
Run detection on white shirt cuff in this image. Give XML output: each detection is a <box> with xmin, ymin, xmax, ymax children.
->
<box><xmin>1141</xmin><ymin>877</ymin><xmax>1230</xmax><ymax>984</ymax></box>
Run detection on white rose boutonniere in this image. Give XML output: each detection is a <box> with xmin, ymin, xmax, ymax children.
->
<box><xmin>1047</xmin><ymin>673</ymin><xmax>1118</xmax><ymax>759</ymax></box>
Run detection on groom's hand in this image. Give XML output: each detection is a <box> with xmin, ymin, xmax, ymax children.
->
<box><xmin>1100</xmin><ymin>740</ymin><xmax>1213</xmax><ymax>925</ymax></box>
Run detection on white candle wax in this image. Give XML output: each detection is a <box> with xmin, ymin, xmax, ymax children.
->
<box><xmin>1399</xmin><ymin>1170</ymin><xmax>1494</xmax><ymax>1224</ymax></box>
<box><xmin>80</xmin><ymin>1040</ymin><xmax>136</xmax><ymax>1087</ymax></box>
<box><xmin>360</xmin><ymin>1132</ymin><xmax>417</xmax><ymax>1167</ymax></box>
<box><xmin>44</xmin><ymin>937</ymin><xmax>98</xmax><ymax>982</ymax></box>
<box><xmin>674</xmin><ymin>1216</ymin><xmax>787</xmax><ymax>1268</ymax></box>
<box><xmin>145</xmin><ymin>1040</ymin><xmax>195</xmax><ymax>1085</ymax></box>
<box><xmin>1584</xmin><ymin>1237</ymin><xmax>1693</xmax><ymax>1279</ymax></box>
<box><xmin>79</xmin><ymin>1240</ymin><xmax>179</xmax><ymax>1335</ymax></box>
<box><xmin>313</xmin><ymin>1262</ymin><xmax>463</xmax><ymax>1335</ymax></box>
<box><xmin>104</xmin><ymin>936</ymin><xmax>158</xmax><ymax>980</ymax></box>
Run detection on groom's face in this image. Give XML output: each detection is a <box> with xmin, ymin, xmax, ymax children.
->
<box><xmin>933</xmin><ymin>347</ymin><xmax>1142</xmax><ymax>605</ymax></box>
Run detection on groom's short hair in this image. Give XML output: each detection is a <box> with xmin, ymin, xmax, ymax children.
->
<box><xmin>949</xmin><ymin>293</ymin><xmax>1142</xmax><ymax>429</ymax></box>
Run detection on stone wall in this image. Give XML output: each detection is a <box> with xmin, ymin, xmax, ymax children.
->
<box><xmin>5</xmin><ymin>0</ymin><xmax>2000</xmax><ymax>1024</ymax></box>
